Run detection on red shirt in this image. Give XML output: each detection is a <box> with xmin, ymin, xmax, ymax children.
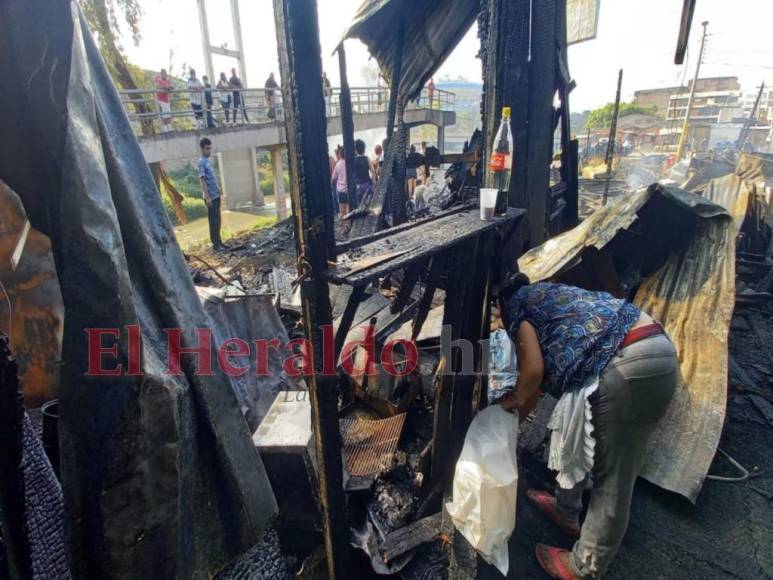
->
<box><xmin>154</xmin><ymin>75</ymin><xmax>173</xmax><ymax>103</ymax></box>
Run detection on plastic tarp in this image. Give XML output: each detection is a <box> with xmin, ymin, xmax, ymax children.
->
<box><xmin>519</xmin><ymin>184</ymin><xmax>734</xmax><ymax>502</ymax></box>
<box><xmin>0</xmin><ymin>2</ymin><xmax>276</xmax><ymax>577</ymax></box>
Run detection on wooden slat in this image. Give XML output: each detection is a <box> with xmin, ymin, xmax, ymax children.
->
<box><xmin>380</xmin><ymin>513</ymin><xmax>443</xmax><ymax>563</ymax></box>
<box><xmin>326</xmin><ymin>209</ymin><xmax>525</xmax><ymax>287</ymax></box>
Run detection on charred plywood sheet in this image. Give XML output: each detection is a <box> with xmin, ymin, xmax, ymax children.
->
<box><xmin>518</xmin><ymin>184</ymin><xmax>733</xmax><ymax>502</ymax></box>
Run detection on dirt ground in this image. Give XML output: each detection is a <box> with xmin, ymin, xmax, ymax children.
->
<box><xmin>481</xmin><ymin>303</ymin><xmax>773</xmax><ymax>580</ymax></box>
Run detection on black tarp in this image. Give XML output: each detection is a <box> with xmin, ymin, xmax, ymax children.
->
<box><xmin>344</xmin><ymin>0</ymin><xmax>479</xmax><ymax>104</ymax></box>
<box><xmin>0</xmin><ymin>2</ymin><xmax>276</xmax><ymax>577</ymax></box>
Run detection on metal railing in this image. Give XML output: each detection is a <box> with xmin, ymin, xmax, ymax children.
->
<box><xmin>118</xmin><ymin>85</ymin><xmax>454</xmax><ymax>136</ymax></box>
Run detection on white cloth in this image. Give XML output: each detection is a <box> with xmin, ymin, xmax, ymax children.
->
<box><xmin>547</xmin><ymin>376</ymin><xmax>599</xmax><ymax>489</ymax></box>
<box><xmin>187</xmin><ymin>78</ymin><xmax>204</xmax><ymax>105</ymax></box>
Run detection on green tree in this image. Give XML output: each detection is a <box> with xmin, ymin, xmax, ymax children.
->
<box><xmin>585</xmin><ymin>102</ymin><xmax>657</xmax><ymax>129</ymax></box>
<box><xmin>82</xmin><ymin>0</ymin><xmax>188</xmax><ymax>224</ymax></box>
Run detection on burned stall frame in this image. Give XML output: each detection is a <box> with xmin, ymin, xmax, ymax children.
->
<box><xmin>273</xmin><ymin>0</ymin><xmax>575</xmax><ymax>577</ymax></box>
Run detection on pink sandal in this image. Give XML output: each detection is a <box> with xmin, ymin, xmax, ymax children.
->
<box><xmin>535</xmin><ymin>543</ymin><xmax>580</xmax><ymax>580</ymax></box>
<box><xmin>526</xmin><ymin>489</ymin><xmax>581</xmax><ymax>537</ymax></box>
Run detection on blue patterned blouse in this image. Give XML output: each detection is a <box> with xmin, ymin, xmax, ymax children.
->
<box><xmin>507</xmin><ymin>283</ymin><xmax>641</xmax><ymax>398</ymax></box>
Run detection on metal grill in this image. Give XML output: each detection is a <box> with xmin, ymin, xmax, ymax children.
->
<box><xmin>340</xmin><ymin>413</ymin><xmax>406</xmax><ymax>477</ymax></box>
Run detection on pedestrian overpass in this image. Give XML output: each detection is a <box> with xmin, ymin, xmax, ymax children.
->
<box><xmin>120</xmin><ymin>86</ymin><xmax>456</xmax><ymax>214</ymax></box>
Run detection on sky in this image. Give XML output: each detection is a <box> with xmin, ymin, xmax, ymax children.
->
<box><xmin>122</xmin><ymin>0</ymin><xmax>773</xmax><ymax>112</ymax></box>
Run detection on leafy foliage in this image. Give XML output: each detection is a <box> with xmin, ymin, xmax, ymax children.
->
<box><xmin>585</xmin><ymin>102</ymin><xmax>658</xmax><ymax>129</ymax></box>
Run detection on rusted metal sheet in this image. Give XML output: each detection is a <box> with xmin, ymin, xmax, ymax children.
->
<box><xmin>518</xmin><ymin>184</ymin><xmax>734</xmax><ymax>502</ymax></box>
<box><xmin>0</xmin><ymin>181</ymin><xmax>63</xmax><ymax>408</ymax></box>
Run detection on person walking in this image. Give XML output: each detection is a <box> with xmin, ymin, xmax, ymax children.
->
<box><xmin>202</xmin><ymin>75</ymin><xmax>215</xmax><ymax>128</ymax></box>
<box><xmin>217</xmin><ymin>72</ymin><xmax>231</xmax><ymax>123</ymax></box>
<box><xmin>496</xmin><ymin>275</ymin><xmax>679</xmax><ymax>580</ymax></box>
<box><xmin>265</xmin><ymin>72</ymin><xmax>279</xmax><ymax>119</ymax></box>
<box><xmin>198</xmin><ymin>138</ymin><xmax>225</xmax><ymax>251</ymax></box>
<box><xmin>230</xmin><ymin>68</ymin><xmax>249</xmax><ymax>123</ymax></box>
<box><xmin>187</xmin><ymin>68</ymin><xmax>205</xmax><ymax>129</ymax></box>
<box><xmin>154</xmin><ymin>68</ymin><xmax>174</xmax><ymax>132</ymax></box>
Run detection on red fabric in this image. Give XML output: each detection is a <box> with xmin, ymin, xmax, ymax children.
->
<box><xmin>154</xmin><ymin>76</ymin><xmax>173</xmax><ymax>103</ymax></box>
<box><xmin>620</xmin><ymin>322</ymin><xmax>663</xmax><ymax>350</ymax></box>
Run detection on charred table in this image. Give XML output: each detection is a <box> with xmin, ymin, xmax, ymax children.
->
<box><xmin>326</xmin><ymin>208</ymin><xmax>524</xmax><ymax>576</ymax></box>
<box><xmin>326</xmin><ymin>207</ymin><xmax>524</xmax><ymax>475</ymax></box>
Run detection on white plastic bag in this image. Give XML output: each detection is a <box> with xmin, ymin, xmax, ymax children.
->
<box><xmin>445</xmin><ymin>405</ymin><xmax>519</xmax><ymax>576</ymax></box>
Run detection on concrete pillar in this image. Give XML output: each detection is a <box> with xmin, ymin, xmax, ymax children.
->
<box><xmin>271</xmin><ymin>146</ymin><xmax>287</xmax><ymax>219</ymax></box>
<box><xmin>219</xmin><ymin>147</ymin><xmax>263</xmax><ymax>210</ymax></box>
<box><xmin>437</xmin><ymin>124</ymin><xmax>445</xmax><ymax>154</ymax></box>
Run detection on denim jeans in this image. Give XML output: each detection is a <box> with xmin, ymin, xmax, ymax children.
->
<box><xmin>556</xmin><ymin>333</ymin><xmax>679</xmax><ymax>578</ymax></box>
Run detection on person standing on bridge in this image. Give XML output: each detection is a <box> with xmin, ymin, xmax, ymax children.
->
<box><xmin>230</xmin><ymin>68</ymin><xmax>249</xmax><ymax>124</ymax></box>
<box><xmin>198</xmin><ymin>138</ymin><xmax>225</xmax><ymax>252</ymax></box>
<box><xmin>154</xmin><ymin>68</ymin><xmax>174</xmax><ymax>132</ymax></box>
<box><xmin>265</xmin><ymin>73</ymin><xmax>279</xmax><ymax>120</ymax></box>
<box><xmin>187</xmin><ymin>68</ymin><xmax>205</xmax><ymax>130</ymax></box>
<box><xmin>427</xmin><ymin>77</ymin><xmax>435</xmax><ymax>109</ymax></box>
<box><xmin>202</xmin><ymin>75</ymin><xmax>215</xmax><ymax>129</ymax></box>
<box><xmin>217</xmin><ymin>72</ymin><xmax>231</xmax><ymax>123</ymax></box>
<box><xmin>322</xmin><ymin>72</ymin><xmax>333</xmax><ymax>116</ymax></box>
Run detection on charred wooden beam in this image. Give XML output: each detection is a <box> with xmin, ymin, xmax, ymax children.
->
<box><xmin>525</xmin><ymin>0</ymin><xmax>557</xmax><ymax>247</ymax></box>
<box><xmin>380</xmin><ymin>513</ymin><xmax>443</xmax><ymax>563</ymax></box>
<box><xmin>390</xmin><ymin>260</ymin><xmax>427</xmax><ymax>314</ymax></box>
<box><xmin>272</xmin><ymin>0</ymin><xmax>349</xmax><ymax>576</ymax></box>
<box><xmin>334</xmin><ymin>285</ymin><xmax>366</xmax><ymax>357</ymax></box>
<box><xmin>386</xmin><ymin>20</ymin><xmax>404</xmax><ymax>142</ymax></box>
<box><xmin>337</xmin><ymin>43</ymin><xmax>357</xmax><ymax>210</ymax></box>
<box><xmin>412</xmin><ymin>253</ymin><xmax>447</xmax><ymax>341</ymax></box>
<box><xmin>481</xmin><ymin>0</ymin><xmax>530</xmax><ymax>212</ymax></box>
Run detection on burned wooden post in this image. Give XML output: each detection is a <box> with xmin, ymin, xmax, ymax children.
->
<box><xmin>525</xmin><ymin>0</ymin><xmax>557</xmax><ymax>247</ymax></box>
<box><xmin>337</xmin><ymin>43</ymin><xmax>357</xmax><ymax>210</ymax></box>
<box><xmin>556</xmin><ymin>0</ymin><xmax>579</xmax><ymax>230</ymax></box>
<box><xmin>385</xmin><ymin>20</ymin><xmax>405</xmax><ymax>142</ymax></box>
<box><xmin>481</xmin><ymin>0</ymin><xmax>530</xmax><ymax>214</ymax></box>
<box><xmin>602</xmin><ymin>69</ymin><xmax>623</xmax><ymax>206</ymax></box>
<box><xmin>272</xmin><ymin>0</ymin><xmax>349</xmax><ymax>577</ymax></box>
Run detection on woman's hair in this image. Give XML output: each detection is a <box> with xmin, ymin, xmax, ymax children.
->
<box><xmin>498</xmin><ymin>272</ymin><xmax>531</xmax><ymax>305</ymax></box>
<box><xmin>497</xmin><ymin>272</ymin><xmax>530</xmax><ymax>332</ymax></box>
<box><xmin>355</xmin><ymin>139</ymin><xmax>366</xmax><ymax>155</ymax></box>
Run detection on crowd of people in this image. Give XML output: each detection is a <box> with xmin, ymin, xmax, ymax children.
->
<box><xmin>329</xmin><ymin>137</ymin><xmax>441</xmax><ymax>233</ymax></box>
<box><xmin>152</xmin><ymin>68</ymin><xmax>282</xmax><ymax>131</ymax></box>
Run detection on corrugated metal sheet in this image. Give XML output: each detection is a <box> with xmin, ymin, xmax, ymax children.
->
<box><xmin>344</xmin><ymin>0</ymin><xmax>480</xmax><ymax>103</ymax></box>
<box><xmin>518</xmin><ymin>184</ymin><xmax>734</xmax><ymax>502</ymax></box>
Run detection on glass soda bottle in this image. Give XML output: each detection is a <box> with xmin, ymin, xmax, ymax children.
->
<box><xmin>487</xmin><ymin>106</ymin><xmax>512</xmax><ymax>214</ymax></box>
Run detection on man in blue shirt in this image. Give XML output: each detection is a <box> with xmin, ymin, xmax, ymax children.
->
<box><xmin>197</xmin><ymin>138</ymin><xmax>224</xmax><ymax>251</ymax></box>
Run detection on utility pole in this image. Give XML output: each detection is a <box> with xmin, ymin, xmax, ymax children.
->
<box><xmin>602</xmin><ymin>69</ymin><xmax>623</xmax><ymax>206</ymax></box>
<box><xmin>675</xmin><ymin>20</ymin><xmax>708</xmax><ymax>160</ymax></box>
<box><xmin>738</xmin><ymin>82</ymin><xmax>765</xmax><ymax>151</ymax></box>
